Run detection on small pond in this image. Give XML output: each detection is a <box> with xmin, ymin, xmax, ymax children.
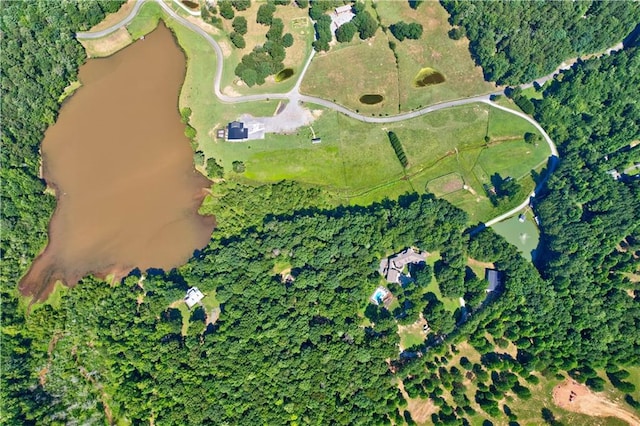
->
<box><xmin>413</xmin><ymin>67</ymin><xmax>446</xmax><ymax>87</ymax></box>
<box><xmin>182</xmin><ymin>0</ymin><xmax>200</xmax><ymax>10</ymax></box>
<box><xmin>275</xmin><ymin>68</ymin><xmax>294</xmax><ymax>82</ymax></box>
<box><xmin>359</xmin><ymin>94</ymin><xmax>384</xmax><ymax>105</ymax></box>
<box><xmin>492</xmin><ymin>213</ymin><xmax>540</xmax><ymax>261</ymax></box>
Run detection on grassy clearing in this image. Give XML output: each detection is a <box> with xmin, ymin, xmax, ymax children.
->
<box><xmin>126</xmin><ymin>1</ymin><xmax>162</xmax><ymax>40</ymax></box>
<box><xmin>92</xmin><ymin>2</ymin><xmax>549</xmax><ymax>222</ymax></box>
<box><xmin>79</xmin><ymin>27</ymin><xmax>133</xmax><ymax>58</ymax></box>
<box><xmin>300</xmin><ymin>30</ymin><xmax>401</xmax><ymax>116</ymax></box>
<box><xmin>426</xmin><ymin>173</ymin><xmax>464</xmax><ymax>196</ymax></box>
<box><xmin>213</xmin><ymin>102</ymin><xmax>547</xmax><ymax>222</ymax></box>
<box><xmin>399</xmin><ymin>321</ymin><xmax>427</xmax><ymax>349</ymax></box>
<box><xmin>302</xmin><ymin>1</ymin><xmax>497</xmax><ymax>114</ymax></box>
<box><xmin>214</xmin><ymin>3</ymin><xmax>313</xmax><ymax>96</ymax></box>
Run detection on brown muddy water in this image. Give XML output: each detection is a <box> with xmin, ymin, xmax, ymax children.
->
<box><xmin>19</xmin><ymin>23</ymin><xmax>215</xmax><ymax>302</ymax></box>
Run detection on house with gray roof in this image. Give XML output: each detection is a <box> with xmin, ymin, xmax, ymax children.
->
<box><xmin>379</xmin><ymin>248</ymin><xmax>428</xmax><ymax>284</ymax></box>
<box><xmin>485</xmin><ymin>269</ymin><xmax>503</xmax><ymax>292</ymax></box>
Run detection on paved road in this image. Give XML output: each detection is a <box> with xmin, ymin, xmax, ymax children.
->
<box><xmin>76</xmin><ymin>1</ymin><xmax>146</xmax><ymax>39</ymax></box>
<box><xmin>76</xmin><ymin>0</ymin><xmax>561</xmax><ymax>229</ymax></box>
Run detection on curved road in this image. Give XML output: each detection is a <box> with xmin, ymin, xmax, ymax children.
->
<box><xmin>76</xmin><ymin>0</ymin><xmax>559</xmax><ymax>229</ymax></box>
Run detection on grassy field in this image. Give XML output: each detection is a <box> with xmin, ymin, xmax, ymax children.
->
<box><xmin>301</xmin><ymin>1</ymin><xmax>497</xmax><ymax>114</ymax></box>
<box><xmin>213</xmin><ymin>2</ymin><xmax>313</xmax><ymax>96</ymax></box>
<box><xmin>126</xmin><ymin>1</ymin><xmax>163</xmax><ymax>40</ymax></box>
<box><xmin>201</xmin><ymin>101</ymin><xmax>548</xmax><ymax>221</ymax></box>
<box><xmin>300</xmin><ymin>28</ymin><xmax>400</xmax><ymax>116</ymax></box>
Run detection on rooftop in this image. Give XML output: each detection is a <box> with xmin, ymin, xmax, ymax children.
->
<box><xmin>185</xmin><ymin>287</ymin><xmax>204</xmax><ymax>308</ymax></box>
<box><xmin>226</xmin><ymin>121</ymin><xmax>248</xmax><ymax>141</ymax></box>
<box><xmin>379</xmin><ymin>248</ymin><xmax>427</xmax><ymax>283</ymax></box>
<box><xmin>485</xmin><ymin>269</ymin><xmax>503</xmax><ymax>292</ymax></box>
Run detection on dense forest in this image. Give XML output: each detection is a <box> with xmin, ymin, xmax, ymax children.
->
<box><xmin>441</xmin><ymin>0</ymin><xmax>640</xmax><ymax>84</ymax></box>
<box><xmin>531</xmin><ymin>45</ymin><xmax>640</xmax><ymax>368</ymax></box>
<box><xmin>0</xmin><ymin>0</ymin><xmax>124</xmax><ymax>422</ymax></box>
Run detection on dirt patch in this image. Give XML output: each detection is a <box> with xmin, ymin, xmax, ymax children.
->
<box><xmin>185</xmin><ymin>15</ymin><xmax>220</xmax><ymax>37</ymax></box>
<box><xmin>553</xmin><ymin>380</ymin><xmax>640</xmax><ymax>426</ymax></box>
<box><xmin>398</xmin><ymin>380</ymin><xmax>437</xmax><ymax>424</ymax></box>
<box><xmin>207</xmin><ymin>307</ymin><xmax>221</xmax><ymax>325</ymax></box>
<box><xmin>80</xmin><ymin>27</ymin><xmax>133</xmax><ymax>58</ymax></box>
<box><xmin>467</xmin><ymin>258</ymin><xmax>495</xmax><ymax>270</ymax></box>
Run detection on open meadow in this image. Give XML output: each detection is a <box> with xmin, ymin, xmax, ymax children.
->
<box><xmin>300</xmin><ymin>1</ymin><xmax>497</xmax><ymax>114</ymax></box>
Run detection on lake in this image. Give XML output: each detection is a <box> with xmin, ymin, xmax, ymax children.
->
<box><xmin>19</xmin><ymin>23</ymin><xmax>215</xmax><ymax>302</ymax></box>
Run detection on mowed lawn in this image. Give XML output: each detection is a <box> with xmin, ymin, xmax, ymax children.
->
<box><xmin>375</xmin><ymin>1</ymin><xmax>497</xmax><ymax>111</ymax></box>
<box><xmin>300</xmin><ymin>23</ymin><xmax>401</xmax><ymax>116</ymax></box>
<box><xmin>221</xmin><ymin>102</ymin><xmax>549</xmax><ymax>222</ymax></box>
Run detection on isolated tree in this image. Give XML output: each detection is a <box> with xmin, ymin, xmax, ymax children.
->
<box><xmin>296</xmin><ymin>0</ymin><xmax>309</xmax><ymax>8</ymax></box>
<box><xmin>389</xmin><ymin>21</ymin><xmax>423</xmax><ymax>41</ymax></box>
<box><xmin>354</xmin><ymin>10</ymin><xmax>377</xmax><ymax>39</ymax></box>
<box><xmin>336</xmin><ymin>22</ymin><xmax>357</xmax><ymax>43</ymax></box>
<box><xmin>232</xmin><ymin>16</ymin><xmax>248</xmax><ymax>35</ymax></box>
<box><xmin>206</xmin><ymin>158</ymin><xmax>224</xmax><ymax>178</ymax></box>
<box><xmin>282</xmin><ymin>33</ymin><xmax>294</xmax><ymax>48</ymax></box>
<box><xmin>256</xmin><ymin>3</ymin><xmax>276</xmax><ymax>25</ymax></box>
<box><xmin>230</xmin><ymin>32</ymin><xmax>246</xmax><ymax>49</ymax></box>
<box><xmin>218</xmin><ymin>0</ymin><xmax>234</xmax><ymax>19</ymax></box>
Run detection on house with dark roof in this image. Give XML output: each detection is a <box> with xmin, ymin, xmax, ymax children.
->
<box><xmin>226</xmin><ymin>121</ymin><xmax>248</xmax><ymax>141</ymax></box>
<box><xmin>379</xmin><ymin>248</ymin><xmax>427</xmax><ymax>284</ymax></box>
<box><xmin>485</xmin><ymin>269</ymin><xmax>503</xmax><ymax>292</ymax></box>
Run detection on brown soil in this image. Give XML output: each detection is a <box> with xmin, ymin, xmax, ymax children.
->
<box><xmin>467</xmin><ymin>258</ymin><xmax>495</xmax><ymax>270</ymax></box>
<box><xmin>553</xmin><ymin>380</ymin><xmax>640</xmax><ymax>426</ymax></box>
<box><xmin>19</xmin><ymin>24</ymin><xmax>215</xmax><ymax>303</ymax></box>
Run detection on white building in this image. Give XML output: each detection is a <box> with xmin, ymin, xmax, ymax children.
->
<box><xmin>330</xmin><ymin>5</ymin><xmax>355</xmax><ymax>35</ymax></box>
<box><xmin>185</xmin><ymin>287</ymin><xmax>204</xmax><ymax>308</ymax></box>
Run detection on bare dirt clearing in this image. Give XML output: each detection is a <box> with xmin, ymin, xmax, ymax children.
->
<box><xmin>553</xmin><ymin>380</ymin><xmax>640</xmax><ymax>426</ymax></box>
